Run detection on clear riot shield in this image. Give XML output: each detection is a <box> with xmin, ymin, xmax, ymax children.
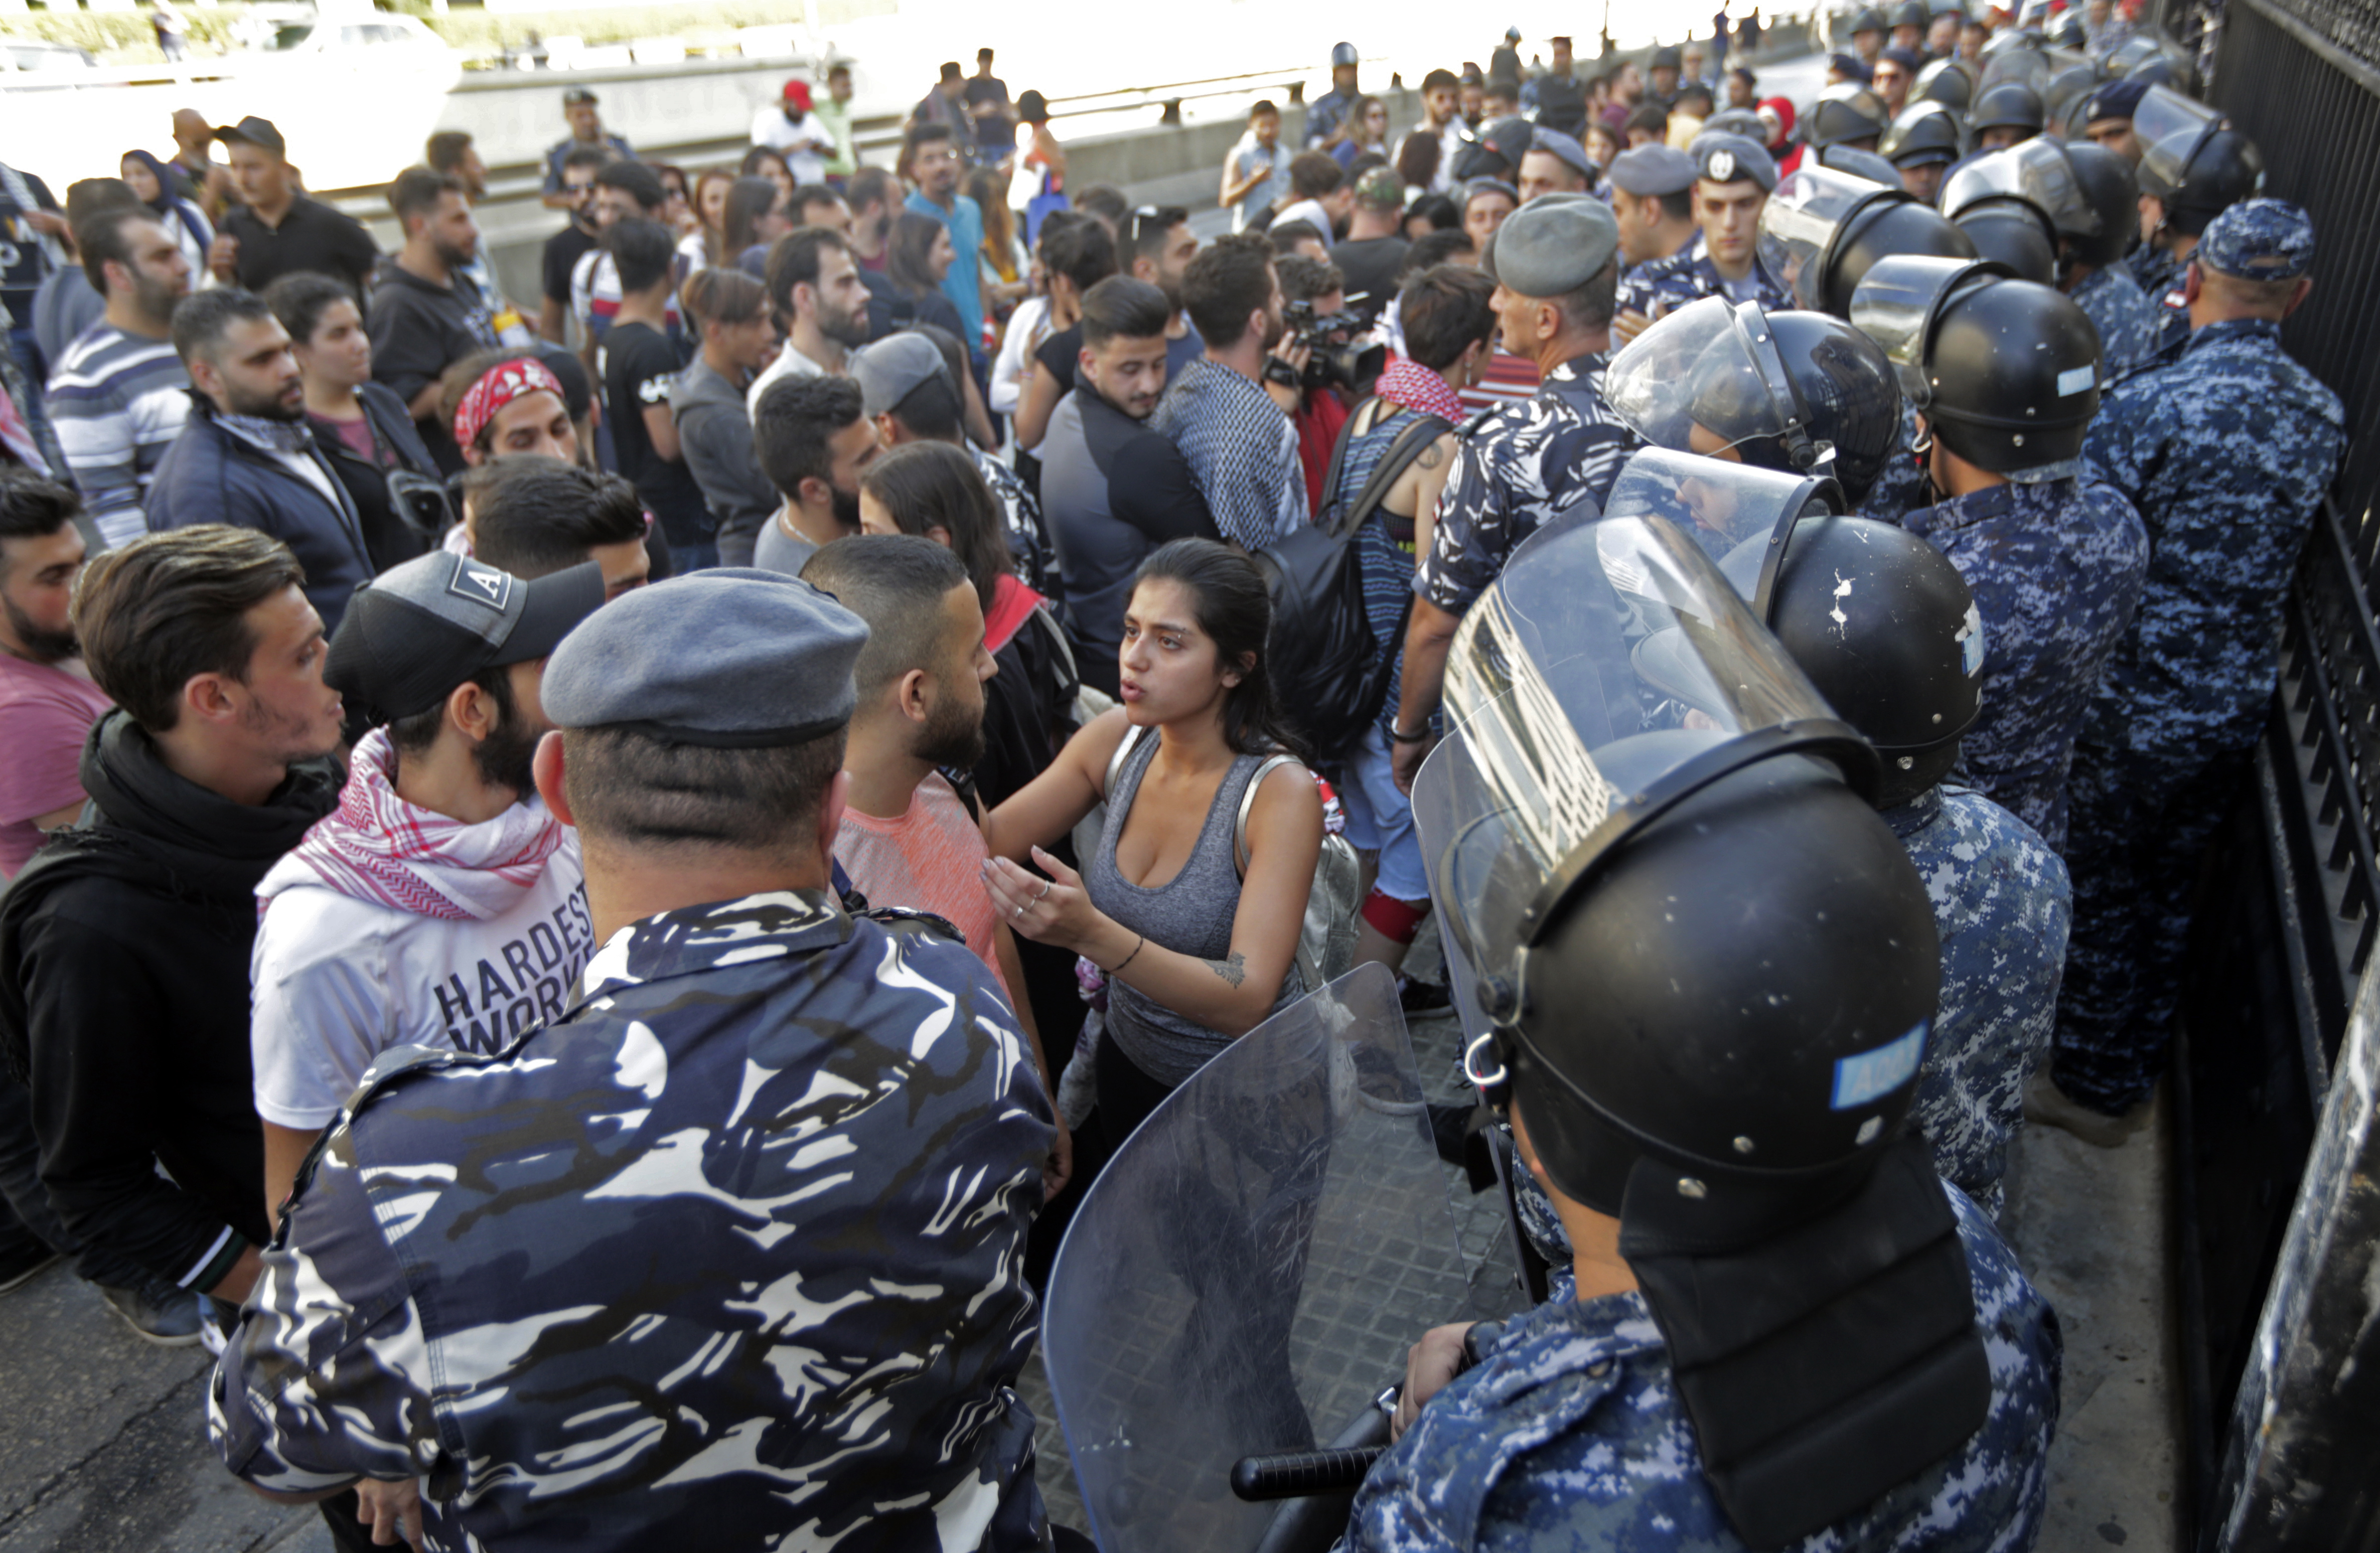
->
<box><xmin>1041</xmin><ymin>963</ymin><xmax>1486</xmax><ymax>1553</ymax></box>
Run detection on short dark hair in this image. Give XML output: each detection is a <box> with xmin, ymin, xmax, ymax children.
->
<box><xmin>1676</xmin><ymin>83</ymin><xmax>1715</xmax><ymax>114</ymax></box>
<box><xmin>1405</xmin><ymin>192</ymin><xmax>1462</xmax><ymax>232</ymax></box>
<box><xmin>847</xmin><ymin>165</ymin><xmax>896</xmax><ymax>215</ymax></box>
<box><xmin>170</xmin><ymin>287</ymin><xmax>275</xmax><ymax>368</ymax></box>
<box><xmin>424</xmin><ymin>130</ymin><xmax>475</xmax><ymax>174</ymax></box>
<box><xmin>1274</xmin><ymin>254</ymin><xmax>1342</xmax><ymax>304</ymax></box>
<box><xmin>798</xmin><ymin>534</ymin><xmax>972</xmax><ymax>699</ymax></box>
<box><xmin>64</xmin><ymin>177</ymin><xmax>139</xmax><ymax>233</ymax></box>
<box><xmin>1267</xmin><ymin>220</ymin><xmax>1326</xmax><ymax>255</ymax></box>
<box><xmin>560</xmin><ymin>144</ymin><xmax>615</xmax><ymax>176</ymax></box>
<box><xmin>466</xmin><ymin>458</ymin><xmax>646</xmax><ymax>576</ymax></box>
<box><xmin>1122</xmin><ymin>204</ymin><xmax>1190</xmax><ymax>271</ymax></box>
<box><xmin>594</xmin><ymin>159</ymin><xmax>666</xmax><ymax>214</ymax></box>
<box><xmin>856</xmin><ymin>442</ymin><xmax>1012</xmax><ymax>615</ymax></box>
<box><xmin>1400</xmin><ymin>229</ymin><xmax>1477</xmax><ymax>278</ymax></box>
<box><xmin>1042</xmin><ymin>215</ymin><xmax>1117</xmax><ymax>296</ymax></box>
<box><xmin>1625</xmin><ymin>103</ymin><xmax>1671</xmax><ymax>138</ymax></box>
<box><xmin>563</xmin><ymin>723</ymin><xmax>845</xmax><ymax>856</ymax></box>
<box><xmin>939</xmin><ymin>60</ymin><xmax>963</xmax><ymax>81</ymax></box>
<box><xmin>77</xmin><ymin>205</ymin><xmax>164</xmax><ymax>292</ymax></box>
<box><xmin>755</xmin><ymin>374</ymin><xmax>866</xmax><ymax>500</ymax></box>
<box><xmin>790</xmin><ymin>183</ymin><xmax>845</xmax><ymax>225</ymax></box>
<box><xmin>1552</xmin><ymin>259</ymin><xmax>1621</xmax><ymax>333</ymax></box>
<box><xmin>886</xmin><ymin>354</ymin><xmax>963</xmax><ymax>441</ymax></box>
<box><xmin>1655</xmin><ymin>186</ymin><xmax>1697</xmax><ymax>223</ymax></box>
<box><xmin>1422</xmin><ymin>68</ymin><xmax>1460</xmax><ymax>94</ymax></box>
<box><xmin>604</xmin><ymin>217</ymin><xmax>676</xmax><ymax>295</ymax></box>
<box><xmin>901</xmin><ymin>120</ymin><xmax>956</xmax><ymax>178</ymax></box>
<box><xmin>1072</xmin><ymin>183</ymin><xmax>1131</xmax><ymax>228</ymax></box>
<box><xmin>387</xmin><ymin>165</ymin><xmax>465</xmax><ymax>229</ymax></box>
<box><xmin>0</xmin><ymin>471</ymin><xmax>81</xmax><ymax>579</ymax></box>
<box><xmin>1289</xmin><ymin>151</ymin><xmax>1344</xmax><ymax>200</ymax></box>
<box><xmin>73</xmin><ymin>524</ymin><xmax>306</xmax><ymax>733</ymax></box>
<box><xmin>1399</xmin><ymin>265</ymin><xmax>1498</xmax><ymax>372</ymax></box>
<box><xmin>389</xmin><ymin>663</ymin><xmax>513</xmax><ymax>758</ymax></box>
<box><xmin>1250</xmin><ymin>99</ymin><xmax>1280</xmax><ymax>121</ymax></box>
<box><xmin>1080</xmin><ymin>275</ymin><xmax>1172</xmax><ymax>348</ymax></box>
<box><xmin>765</xmin><ymin>225</ymin><xmax>851</xmax><ymax>315</ymax></box>
<box><xmin>1182</xmin><ymin>232</ymin><xmax>1277</xmax><ymax>348</ymax></box>
<box><xmin>681</xmin><ymin>265</ymin><xmax>769</xmax><ymax>329</ymax></box>
<box><xmin>263</xmin><ymin>272</ymin><xmax>357</xmax><ymax>349</ymax></box>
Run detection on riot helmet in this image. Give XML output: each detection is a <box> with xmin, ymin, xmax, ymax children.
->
<box><xmin>1915</xmin><ymin>55</ymin><xmax>1976</xmax><ymax>111</ymax></box>
<box><xmin>2042</xmin><ymin>63</ymin><xmax>2103</xmax><ymax>138</ymax></box>
<box><xmin>2046</xmin><ymin>10</ymin><xmax>2088</xmax><ymax>50</ymax></box>
<box><xmin>1702</xmin><ymin>107</ymin><xmax>1770</xmax><ymax>142</ymax></box>
<box><xmin>1762</xmin><ymin>163</ymin><xmax>1981</xmax><ymax>316</ymax></box>
<box><xmin>1977</xmin><ymin>33</ymin><xmax>2048</xmax><ymax>94</ymax></box>
<box><xmin>2140</xmin><ymin>123</ymin><xmax>2264</xmax><ymax>237</ymax></box>
<box><xmin>1968</xmin><ymin>82</ymin><xmax>2045</xmax><ymax>147</ymax></box>
<box><xmin>1941</xmin><ymin>138</ymin><xmax>2097</xmax><ymax>283</ymax></box>
<box><xmin>1608</xmin><ymin>306</ymin><xmax>1903</xmax><ymax>501</ymax></box>
<box><xmin>1803</xmin><ymin>83</ymin><xmax>1891</xmax><ymax>150</ymax></box>
<box><xmin>1852</xmin><ymin>253</ymin><xmax>2102</xmax><ymax>473</ymax></box>
<box><xmin>1850</xmin><ymin>6</ymin><xmax>1889</xmax><ymax>38</ymax></box>
<box><xmin>1715</xmin><ymin>515</ymin><xmax>1984</xmax><ymax>805</ymax></box>
<box><xmin>1880</xmin><ymin>101</ymin><xmax>1964</xmax><ymax>167</ymax></box>
<box><xmin>1329</xmin><ymin>40</ymin><xmax>1360</xmax><ymax>68</ymax></box>
<box><xmin>1412</xmin><ymin>511</ymin><xmax>1985</xmax><ymax>1547</ymax></box>
<box><xmin>2062</xmin><ymin>142</ymin><xmax>2141</xmax><ymax>267</ymax></box>
<box><xmin>1817</xmin><ymin>143</ymin><xmax>1904</xmax><ymax>188</ymax></box>
<box><xmin>1889</xmin><ymin>0</ymin><xmax>1930</xmax><ymax>32</ymax></box>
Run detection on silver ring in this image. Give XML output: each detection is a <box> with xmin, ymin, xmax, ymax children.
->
<box><xmin>1013</xmin><ymin>903</ymin><xmax>1025</xmax><ymax>918</ymax></box>
<box><xmin>1034</xmin><ymin>880</ymin><xmax>1052</xmax><ymax>903</ymax></box>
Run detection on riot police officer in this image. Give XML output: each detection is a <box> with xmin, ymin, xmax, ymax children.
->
<box><xmin>1940</xmin><ymin>138</ymin><xmax>2090</xmax><ymax>283</ymax></box>
<box><xmin>2131</xmin><ymin>109</ymin><xmax>2264</xmax><ymax>363</ymax></box>
<box><xmin>1967</xmin><ymin>81</ymin><xmax>2045</xmax><ymax>151</ymax></box>
<box><xmin>2062</xmin><ymin>142</ymin><xmax>2162</xmax><ymax>376</ymax></box>
<box><xmin>1391</xmin><ymin>198</ymin><xmax>1640</xmax><ymax>794</ymax></box>
<box><xmin>2077</xmin><ymin>78</ymin><xmax>2149</xmax><ymax>164</ymax></box>
<box><xmin>1889</xmin><ymin>0</ymin><xmax>1931</xmax><ymax>54</ymax></box>
<box><xmin>1802</xmin><ymin>82</ymin><xmax>1891</xmax><ymax>153</ymax></box>
<box><xmin>1613</xmin><ymin>136</ymin><xmax>1792</xmax><ymax>328</ymax></box>
<box><xmin>1308</xmin><ymin>42</ymin><xmax>1363</xmax><ymax>149</ymax></box>
<box><xmin>1353</xmin><ymin>516</ymin><xmax>2061</xmax><ymax>1551</ymax></box>
<box><xmin>1849</xmin><ymin>4</ymin><xmax>1889</xmax><ymax>66</ymax></box>
<box><xmin>2050</xmin><ymin>201</ymin><xmax>2344</xmax><ymax>1136</ymax></box>
<box><xmin>1852</xmin><ymin>254</ymin><xmax>2148</xmax><ymax>852</ymax></box>
<box><xmin>210</xmin><ymin>570</ymin><xmax>1061</xmax><ymax>1550</ymax></box>
<box><xmin>1916</xmin><ymin>54</ymin><xmax>1977</xmax><ymax>113</ymax></box>
<box><xmin>1881</xmin><ymin>99</ymin><xmax>1965</xmax><ymax>203</ymax></box>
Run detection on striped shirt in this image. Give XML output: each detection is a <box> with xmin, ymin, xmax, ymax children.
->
<box><xmin>1152</xmin><ymin>357</ymin><xmax>1306</xmax><ymax>549</ymax></box>
<box><xmin>45</xmin><ymin>322</ymin><xmax>190</xmax><ymax>549</ymax></box>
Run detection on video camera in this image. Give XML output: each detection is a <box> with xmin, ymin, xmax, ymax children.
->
<box><xmin>1282</xmin><ymin>300</ymin><xmax>1386</xmax><ymax>395</ymax></box>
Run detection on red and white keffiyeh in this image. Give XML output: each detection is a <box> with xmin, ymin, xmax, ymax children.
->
<box><xmin>266</xmin><ymin>729</ymin><xmax>565</xmax><ymax>922</ymax></box>
<box><xmin>1376</xmin><ymin>357</ymin><xmax>1468</xmax><ymax>426</ymax></box>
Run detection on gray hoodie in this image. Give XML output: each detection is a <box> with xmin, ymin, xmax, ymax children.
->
<box><xmin>670</xmin><ymin>357</ymin><xmax>780</xmax><ymax>569</ymax></box>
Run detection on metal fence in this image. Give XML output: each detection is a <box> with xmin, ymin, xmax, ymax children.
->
<box><xmin>2158</xmin><ymin>0</ymin><xmax>2380</xmax><ymax>1545</ymax></box>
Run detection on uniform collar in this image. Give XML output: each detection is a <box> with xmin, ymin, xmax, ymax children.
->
<box><xmin>577</xmin><ymin>889</ymin><xmax>849</xmax><ymax>1005</ymax></box>
<box><xmin>2183</xmin><ymin>316</ymin><xmax>2282</xmax><ymax>356</ymax></box>
<box><xmin>1881</xmin><ymin>783</ymin><xmax>1945</xmax><ymax>841</ymax></box>
<box><xmin>1903</xmin><ymin>477</ymin><xmax>2068</xmax><ymax>540</ymax></box>
<box><xmin>1548</xmin><ymin>352</ymin><xmax>1610</xmax><ymax>385</ymax></box>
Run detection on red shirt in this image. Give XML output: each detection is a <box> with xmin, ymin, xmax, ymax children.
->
<box><xmin>0</xmin><ymin>652</ymin><xmax>112</xmax><ymax>876</ymax></box>
<box><xmin>1294</xmin><ymin>390</ymin><xmax>1352</xmax><ymax>517</ymax></box>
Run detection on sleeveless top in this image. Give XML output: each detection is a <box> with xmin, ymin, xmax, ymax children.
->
<box><xmin>1085</xmin><ymin>732</ymin><xmax>1302</xmax><ymax>1088</ymax></box>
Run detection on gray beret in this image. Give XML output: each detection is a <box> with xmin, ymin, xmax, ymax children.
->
<box><xmin>542</xmin><ymin>569</ymin><xmax>870</xmax><ymax>746</ymax></box>
<box><xmin>1607</xmin><ymin>143</ymin><xmax>1697</xmax><ymax>197</ymax></box>
<box><xmin>1492</xmin><ymin>198</ymin><xmax>1620</xmax><ymax>298</ymax></box>
<box><xmin>1527</xmin><ymin>126</ymin><xmax>1595</xmax><ymax>180</ymax></box>
<box><xmin>1690</xmin><ymin>132</ymin><xmax>1779</xmax><ymax>192</ymax></box>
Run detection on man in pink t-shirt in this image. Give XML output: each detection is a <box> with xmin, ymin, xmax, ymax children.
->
<box><xmin>803</xmin><ymin>535</ymin><xmax>1070</xmax><ymax>1191</ymax></box>
<box><xmin>0</xmin><ymin>476</ymin><xmax>111</xmax><ymax>878</ymax></box>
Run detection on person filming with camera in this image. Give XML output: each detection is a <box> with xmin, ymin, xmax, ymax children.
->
<box><xmin>1152</xmin><ymin>233</ymin><xmax>1309</xmax><ymax>548</ymax></box>
<box><xmin>1272</xmin><ymin>253</ymin><xmax>1388</xmax><ymax>516</ymax></box>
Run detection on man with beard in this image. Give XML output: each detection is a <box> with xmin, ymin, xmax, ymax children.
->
<box><xmin>148</xmin><ymin>290</ymin><xmax>375</xmax><ymax>634</ymax></box>
<box><xmin>752</xmin><ymin>374</ymin><xmax>880</xmax><ymax>576</ymax></box>
<box><xmin>744</xmin><ymin>227</ymin><xmax>872</xmax><ymax>414</ymax></box>
<box><xmin>1039</xmin><ymin>277</ymin><xmax>1216</xmax><ymax>695</ymax></box>
<box><xmin>44</xmin><ymin>204</ymin><xmax>193</xmax><ymax>549</ymax></box>
<box><xmin>0</xmin><ymin>525</ymin><xmax>343</xmax><ymax>1348</ymax></box>
<box><xmin>900</xmin><ymin>123</ymin><xmax>988</xmax><ymax>373</ymax></box>
<box><xmin>0</xmin><ymin>475</ymin><xmax>108</xmax><ymax>879</ymax></box>
<box><xmin>249</xmin><ymin>550</ymin><xmax>605</xmax><ymax>1226</ymax></box>
<box><xmin>1121</xmin><ymin>204</ymin><xmax>1203</xmax><ymax>380</ymax></box>
<box><xmin>369</xmin><ymin>167</ymin><xmax>503</xmax><ymax>476</ymax></box>
<box><xmin>1153</xmin><ymin>233</ymin><xmax>1305</xmax><ymax>548</ymax></box>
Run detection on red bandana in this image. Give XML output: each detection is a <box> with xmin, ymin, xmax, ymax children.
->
<box><xmin>453</xmin><ymin>357</ymin><xmax>566</xmax><ymax>454</ymax></box>
<box><xmin>1376</xmin><ymin>357</ymin><xmax>1468</xmax><ymax>425</ymax></box>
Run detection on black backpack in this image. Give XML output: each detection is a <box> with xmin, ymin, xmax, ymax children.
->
<box><xmin>1247</xmin><ymin>403</ymin><xmax>1452</xmax><ymax>763</ymax></box>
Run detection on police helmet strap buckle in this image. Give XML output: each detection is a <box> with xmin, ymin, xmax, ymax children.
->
<box><xmin>1732</xmin><ymin>302</ymin><xmax>1821</xmax><ymax>471</ymax></box>
<box><xmin>1462</xmin><ymin>1027</ymin><xmax>1515</xmax><ymax>1110</ymax></box>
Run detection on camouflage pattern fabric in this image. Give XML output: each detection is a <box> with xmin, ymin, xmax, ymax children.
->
<box><xmin>2124</xmin><ymin>241</ymin><xmax>2190</xmax><ymax>371</ymax></box>
<box><xmin>2069</xmin><ymin>265</ymin><xmax>2161</xmax><ymax>379</ymax></box>
<box><xmin>1856</xmin><ymin>403</ymin><xmax>1927</xmax><ymax>527</ymax></box>
<box><xmin>1348</xmin><ymin>1185</ymin><xmax>2061</xmax><ymax>1553</ymax></box>
<box><xmin>1904</xmin><ymin>476</ymin><xmax>2149</xmax><ymax>851</ymax></box>
<box><xmin>1418</xmin><ymin>356</ymin><xmax>1640</xmax><ymax>612</ymax></box>
<box><xmin>2056</xmin><ymin>316</ymin><xmax>2345</xmax><ymax>1112</ymax></box>
<box><xmin>209</xmin><ymin>889</ymin><xmax>1057</xmax><ymax>1553</ymax></box>
<box><xmin>1614</xmin><ymin>236</ymin><xmax>1793</xmax><ymax>321</ymax></box>
<box><xmin>1887</xmin><ymin>786</ymin><xmax>2070</xmax><ymax>1218</ymax></box>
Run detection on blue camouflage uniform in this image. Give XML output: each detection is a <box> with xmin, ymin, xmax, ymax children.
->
<box><xmin>2069</xmin><ymin>265</ymin><xmax>2161</xmax><ymax>378</ymax></box>
<box><xmin>1615</xmin><ymin>235</ymin><xmax>1793</xmax><ymax>321</ymax></box>
<box><xmin>210</xmin><ymin>890</ymin><xmax>1057</xmax><ymax>1553</ymax></box>
<box><xmin>1307</xmin><ymin>86</ymin><xmax>1359</xmax><ymax>149</ymax></box>
<box><xmin>2058</xmin><ymin>203</ymin><xmax>2346</xmax><ymax>1113</ymax></box>
<box><xmin>1418</xmin><ymin>356</ymin><xmax>1640</xmax><ymax>612</ymax></box>
<box><xmin>1888</xmin><ymin>785</ymin><xmax>2070</xmax><ymax>1217</ymax></box>
<box><xmin>2124</xmin><ymin>241</ymin><xmax>2191</xmax><ymax>369</ymax></box>
<box><xmin>1903</xmin><ymin>475</ymin><xmax>2149</xmax><ymax>850</ymax></box>
<box><xmin>1856</xmin><ymin>403</ymin><xmax>1927</xmax><ymax>526</ymax></box>
<box><xmin>1349</xmin><ymin>1185</ymin><xmax>2061</xmax><ymax>1553</ymax></box>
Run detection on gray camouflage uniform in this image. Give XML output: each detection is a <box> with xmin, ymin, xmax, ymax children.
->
<box><xmin>1350</xmin><ymin>1184</ymin><xmax>2061</xmax><ymax>1553</ymax></box>
<box><xmin>209</xmin><ymin>889</ymin><xmax>1057</xmax><ymax>1553</ymax></box>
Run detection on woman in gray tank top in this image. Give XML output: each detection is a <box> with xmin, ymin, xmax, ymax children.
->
<box><xmin>980</xmin><ymin>539</ymin><xmax>1325</xmax><ymax>1149</ymax></box>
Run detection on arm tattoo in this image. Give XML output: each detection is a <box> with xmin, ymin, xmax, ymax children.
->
<box><xmin>1208</xmin><ymin>951</ymin><xmax>1248</xmax><ymax>988</ymax></box>
<box><xmin>1416</xmin><ymin>443</ymin><xmax>1443</xmax><ymax>470</ymax></box>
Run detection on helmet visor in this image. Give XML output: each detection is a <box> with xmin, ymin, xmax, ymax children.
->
<box><xmin>1846</xmin><ymin>251</ymin><xmax>2001</xmax><ymax>409</ymax></box>
<box><xmin>1416</xmin><ymin>508</ymin><xmax>1856</xmax><ymax>987</ymax></box>
<box><xmin>1602</xmin><ymin>446</ymin><xmax>1844</xmax><ymax>565</ymax></box>
<box><xmin>1605</xmin><ymin>297</ymin><xmax>1780</xmax><ymax>453</ymax></box>
<box><xmin>2133</xmin><ymin>83</ymin><xmax>2219</xmax><ymax>187</ymax></box>
<box><xmin>1760</xmin><ymin>164</ymin><xmax>1899</xmax><ymax>310</ymax></box>
<box><xmin>1941</xmin><ymin>138</ymin><xmax>2095</xmax><ymax>235</ymax></box>
<box><xmin>1976</xmin><ymin>45</ymin><xmax>2047</xmax><ymax>93</ymax></box>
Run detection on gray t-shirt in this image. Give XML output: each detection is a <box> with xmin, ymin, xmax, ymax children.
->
<box><xmin>753</xmin><ymin>514</ymin><xmax>820</xmax><ymax>577</ymax></box>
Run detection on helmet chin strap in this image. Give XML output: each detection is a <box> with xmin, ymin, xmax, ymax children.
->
<box><xmin>1911</xmin><ymin>420</ymin><xmax>1947</xmax><ymax>508</ymax></box>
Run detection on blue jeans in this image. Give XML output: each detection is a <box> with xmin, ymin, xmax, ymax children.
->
<box><xmin>670</xmin><ymin>540</ymin><xmax>719</xmax><ymax>574</ymax></box>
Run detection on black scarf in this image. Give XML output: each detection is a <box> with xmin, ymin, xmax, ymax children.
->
<box><xmin>0</xmin><ymin>710</ymin><xmax>338</xmax><ymax>1078</ymax></box>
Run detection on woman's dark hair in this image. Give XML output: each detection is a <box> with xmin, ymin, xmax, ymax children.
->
<box><xmin>262</xmin><ymin>271</ymin><xmax>356</xmax><ymax>349</ymax></box>
<box><xmin>859</xmin><ymin>441</ymin><xmax>1012</xmax><ymax>615</ymax></box>
<box><xmin>1040</xmin><ymin>215</ymin><xmax>1116</xmax><ymax>297</ymax></box>
<box><xmin>1395</xmin><ymin>129</ymin><xmax>1441</xmax><ymax>191</ymax></box>
<box><xmin>738</xmin><ymin>145</ymin><xmax>792</xmax><ymax>184</ymax></box>
<box><xmin>681</xmin><ymin>265</ymin><xmax>769</xmax><ymax>329</ymax></box>
<box><xmin>888</xmin><ymin>211</ymin><xmax>950</xmax><ymax>297</ymax></box>
<box><xmin>721</xmin><ymin>176</ymin><xmax>782</xmax><ymax>258</ymax></box>
<box><xmin>965</xmin><ymin>167</ymin><xmax>1014</xmax><ymax>256</ymax></box>
<box><xmin>1131</xmin><ymin>538</ymin><xmax>1299</xmax><ymax>758</ymax></box>
<box><xmin>1404</xmin><ymin>192</ymin><xmax>1461</xmax><ymax>234</ymax></box>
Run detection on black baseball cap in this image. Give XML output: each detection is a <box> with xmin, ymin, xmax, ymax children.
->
<box><xmin>327</xmin><ymin>552</ymin><xmax>606</xmax><ymax>725</ymax></box>
<box><xmin>213</xmin><ymin>116</ymin><xmax>286</xmax><ymax>158</ymax></box>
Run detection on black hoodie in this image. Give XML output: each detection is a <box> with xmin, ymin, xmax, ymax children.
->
<box><xmin>0</xmin><ymin>711</ymin><xmax>336</xmax><ymax>1290</ymax></box>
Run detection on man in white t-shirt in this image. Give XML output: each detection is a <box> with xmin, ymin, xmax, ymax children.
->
<box><xmin>248</xmin><ymin>549</ymin><xmax>606</xmax><ymax>1222</ymax></box>
<box><xmin>752</xmin><ymin>80</ymin><xmax>837</xmax><ymax>185</ymax></box>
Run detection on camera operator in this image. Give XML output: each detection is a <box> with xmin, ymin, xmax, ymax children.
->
<box><xmin>1274</xmin><ymin>254</ymin><xmax>1385</xmax><ymax>516</ymax></box>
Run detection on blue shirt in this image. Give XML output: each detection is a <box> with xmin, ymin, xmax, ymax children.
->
<box><xmin>211</xmin><ymin>889</ymin><xmax>1055</xmax><ymax>1553</ymax></box>
<box><xmin>906</xmin><ymin>190</ymin><xmax>988</xmax><ymax>361</ymax></box>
